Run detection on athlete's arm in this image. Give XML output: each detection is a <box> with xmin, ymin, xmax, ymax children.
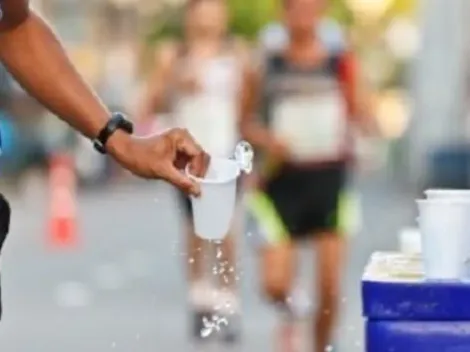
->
<box><xmin>0</xmin><ymin>2</ymin><xmax>209</xmax><ymax>194</ymax></box>
<box><xmin>339</xmin><ymin>51</ymin><xmax>379</xmax><ymax>136</ymax></box>
<box><xmin>239</xmin><ymin>51</ymin><xmax>288</xmax><ymax>158</ymax></box>
<box><xmin>135</xmin><ymin>42</ymin><xmax>176</xmax><ymax>123</ymax></box>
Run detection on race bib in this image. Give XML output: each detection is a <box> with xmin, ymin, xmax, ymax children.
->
<box><xmin>272</xmin><ymin>94</ymin><xmax>346</xmax><ymax>162</ymax></box>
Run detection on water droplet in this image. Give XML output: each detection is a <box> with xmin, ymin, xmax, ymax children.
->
<box><xmin>111</xmin><ymin>342</ymin><xmax>116</xmax><ymax>348</ymax></box>
<box><xmin>188</xmin><ymin>258</ymin><xmax>195</xmax><ymax>264</ymax></box>
<box><xmin>216</xmin><ymin>248</ymin><xmax>223</xmax><ymax>259</ymax></box>
<box><xmin>234</xmin><ymin>140</ymin><xmax>254</xmax><ymax>174</ymax></box>
<box><xmin>201</xmin><ymin>327</ymin><xmax>213</xmax><ymax>338</ymax></box>
<box><xmin>325</xmin><ymin>345</ymin><xmax>334</xmax><ymax>352</ymax></box>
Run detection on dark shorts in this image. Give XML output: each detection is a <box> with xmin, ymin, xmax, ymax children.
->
<box><xmin>249</xmin><ymin>163</ymin><xmax>347</xmax><ymax>242</ymax></box>
<box><xmin>0</xmin><ymin>194</ymin><xmax>11</xmax><ymax>320</ymax></box>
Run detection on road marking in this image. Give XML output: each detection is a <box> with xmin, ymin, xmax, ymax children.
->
<box><xmin>93</xmin><ymin>263</ymin><xmax>127</xmax><ymax>290</ymax></box>
<box><xmin>55</xmin><ymin>281</ymin><xmax>92</xmax><ymax>308</ymax></box>
<box><xmin>125</xmin><ymin>250</ymin><xmax>154</xmax><ymax>278</ymax></box>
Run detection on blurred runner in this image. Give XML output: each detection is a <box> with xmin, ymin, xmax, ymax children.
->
<box><xmin>240</xmin><ymin>0</ymin><xmax>376</xmax><ymax>350</ymax></box>
<box><xmin>136</xmin><ymin>0</ymin><xmax>252</xmax><ymax>343</ymax></box>
<box><xmin>259</xmin><ymin>17</ymin><xmax>345</xmax><ymax>55</ymax></box>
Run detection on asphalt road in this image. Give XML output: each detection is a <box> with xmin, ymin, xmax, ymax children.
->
<box><xmin>0</xmin><ymin>174</ymin><xmax>414</xmax><ymax>352</ymax></box>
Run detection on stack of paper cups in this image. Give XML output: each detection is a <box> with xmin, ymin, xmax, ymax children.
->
<box><xmin>418</xmin><ymin>189</ymin><xmax>470</xmax><ymax>280</ymax></box>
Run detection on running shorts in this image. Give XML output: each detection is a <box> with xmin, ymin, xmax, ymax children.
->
<box><xmin>247</xmin><ymin>162</ymin><xmax>348</xmax><ymax>242</ymax></box>
<box><xmin>0</xmin><ymin>193</ymin><xmax>11</xmax><ymax>320</ymax></box>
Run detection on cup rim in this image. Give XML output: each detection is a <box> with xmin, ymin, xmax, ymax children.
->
<box><xmin>417</xmin><ymin>198</ymin><xmax>470</xmax><ymax>205</ymax></box>
<box><xmin>186</xmin><ymin>157</ymin><xmax>240</xmax><ymax>185</ymax></box>
<box><xmin>425</xmin><ymin>189</ymin><xmax>470</xmax><ymax>196</ymax></box>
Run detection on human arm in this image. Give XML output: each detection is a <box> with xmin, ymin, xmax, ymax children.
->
<box><xmin>0</xmin><ymin>3</ymin><xmax>209</xmax><ymax>194</ymax></box>
<box><xmin>135</xmin><ymin>43</ymin><xmax>177</xmax><ymax>124</ymax></box>
<box><xmin>238</xmin><ymin>48</ymin><xmax>289</xmax><ymax>159</ymax></box>
<box><xmin>339</xmin><ymin>51</ymin><xmax>379</xmax><ymax>136</ymax></box>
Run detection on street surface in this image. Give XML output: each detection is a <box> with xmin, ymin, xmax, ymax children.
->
<box><xmin>0</xmin><ymin>173</ymin><xmax>413</xmax><ymax>351</ymax></box>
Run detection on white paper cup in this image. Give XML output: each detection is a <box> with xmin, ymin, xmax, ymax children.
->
<box><xmin>425</xmin><ymin>189</ymin><xmax>470</xmax><ymax>199</ymax></box>
<box><xmin>187</xmin><ymin>157</ymin><xmax>241</xmax><ymax>241</ymax></box>
<box><xmin>417</xmin><ymin>198</ymin><xmax>470</xmax><ymax>280</ymax></box>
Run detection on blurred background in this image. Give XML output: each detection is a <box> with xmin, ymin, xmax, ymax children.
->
<box><xmin>0</xmin><ymin>0</ymin><xmax>468</xmax><ymax>351</ymax></box>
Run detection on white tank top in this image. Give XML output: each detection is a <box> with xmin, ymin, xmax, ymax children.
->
<box><xmin>171</xmin><ymin>48</ymin><xmax>242</xmax><ymax>158</ymax></box>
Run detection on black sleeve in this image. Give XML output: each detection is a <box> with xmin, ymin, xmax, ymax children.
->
<box><xmin>0</xmin><ymin>0</ymin><xmax>30</xmax><ymax>32</ymax></box>
<box><xmin>0</xmin><ymin>194</ymin><xmax>11</xmax><ymax>253</ymax></box>
<box><xmin>0</xmin><ymin>193</ymin><xmax>9</xmax><ymax>321</ymax></box>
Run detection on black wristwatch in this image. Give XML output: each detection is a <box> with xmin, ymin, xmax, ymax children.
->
<box><xmin>93</xmin><ymin>112</ymin><xmax>134</xmax><ymax>154</ymax></box>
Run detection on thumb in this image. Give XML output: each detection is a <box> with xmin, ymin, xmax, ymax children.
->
<box><xmin>164</xmin><ymin>165</ymin><xmax>200</xmax><ymax>196</ymax></box>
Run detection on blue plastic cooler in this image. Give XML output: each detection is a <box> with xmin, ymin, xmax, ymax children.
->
<box><xmin>362</xmin><ymin>252</ymin><xmax>470</xmax><ymax>352</ymax></box>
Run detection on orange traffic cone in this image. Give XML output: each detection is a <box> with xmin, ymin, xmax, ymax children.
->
<box><xmin>47</xmin><ymin>153</ymin><xmax>78</xmax><ymax>248</ymax></box>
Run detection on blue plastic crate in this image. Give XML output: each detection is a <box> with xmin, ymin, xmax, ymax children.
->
<box><xmin>362</xmin><ymin>252</ymin><xmax>470</xmax><ymax>321</ymax></box>
<box><xmin>367</xmin><ymin>320</ymin><xmax>470</xmax><ymax>352</ymax></box>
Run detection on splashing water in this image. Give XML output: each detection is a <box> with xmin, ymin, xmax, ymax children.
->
<box><xmin>200</xmin><ymin>315</ymin><xmax>229</xmax><ymax>338</ymax></box>
<box><xmin>234</xmin><ymin>141</ymin><xmax>254</xmax><ymax>174</ymax></box>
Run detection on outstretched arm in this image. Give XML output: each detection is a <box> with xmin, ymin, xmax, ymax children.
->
<box><xmin>0</xmin><ymin>1</ymin><xmax>209</xmax><ymax>194</ymax></box>
<box><xmin>0</xmin><ymin>3</ymin><xmax>123</xmax><ymax>149</ymax></box>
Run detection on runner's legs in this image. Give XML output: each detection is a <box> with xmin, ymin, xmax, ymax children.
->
<box><xmin>314</xmin><ymin>233</ymin><xmax>346</xmax><ymax>352</ymax></box>
<box><xmin>250</xmin><ymin>163</ymin><xmax>347</xmax><ymax>350</ymax></box>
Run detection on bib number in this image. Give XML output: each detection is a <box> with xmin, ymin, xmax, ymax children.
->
<box><xmin>272</xmin><ymin>95</ymin><xmax>346</xmax><ymax>162</ymax></box>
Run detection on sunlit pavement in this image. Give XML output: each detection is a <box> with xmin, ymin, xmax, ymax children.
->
<box><xmin>0</xmin><ymin>174</ymin><xmax>414</xmax><ymax>351</ymax></box>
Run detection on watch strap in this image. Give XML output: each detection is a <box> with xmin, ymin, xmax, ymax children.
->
<box><xmin>93</xmin><ymin>112</ymin><xmax>133</xmax><ymax>154</ymax></box>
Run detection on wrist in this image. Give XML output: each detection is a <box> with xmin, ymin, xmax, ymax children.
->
<box><xmin>93</xmin><ymin>112</ymin><xmax>134</xmax><ymax>155</ymax></box>
<box><xmin>106</xmin><ymin>129</ymin><xmax>133</xmax><ymax>161</ymax></box>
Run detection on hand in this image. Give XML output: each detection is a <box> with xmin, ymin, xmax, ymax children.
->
<box><xmin>107</xmin><ymin>128</ymin><xmax>210</xmax><ymax>196</ymax></box>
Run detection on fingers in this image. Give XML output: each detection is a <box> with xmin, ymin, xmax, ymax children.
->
<box><xmin>190</xmin><ymin>150</ymin><xmax>210</xmax><ymax>178</ymax></box>
<box><xmin>164</xmin><ymin>165</ymin><xmax>201</xmax><ymax>197</ymax></box>
<box><xmin>174</xmin><ymin>129</ymin><xmax>210</xmax><ymax>178</ymax></box>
